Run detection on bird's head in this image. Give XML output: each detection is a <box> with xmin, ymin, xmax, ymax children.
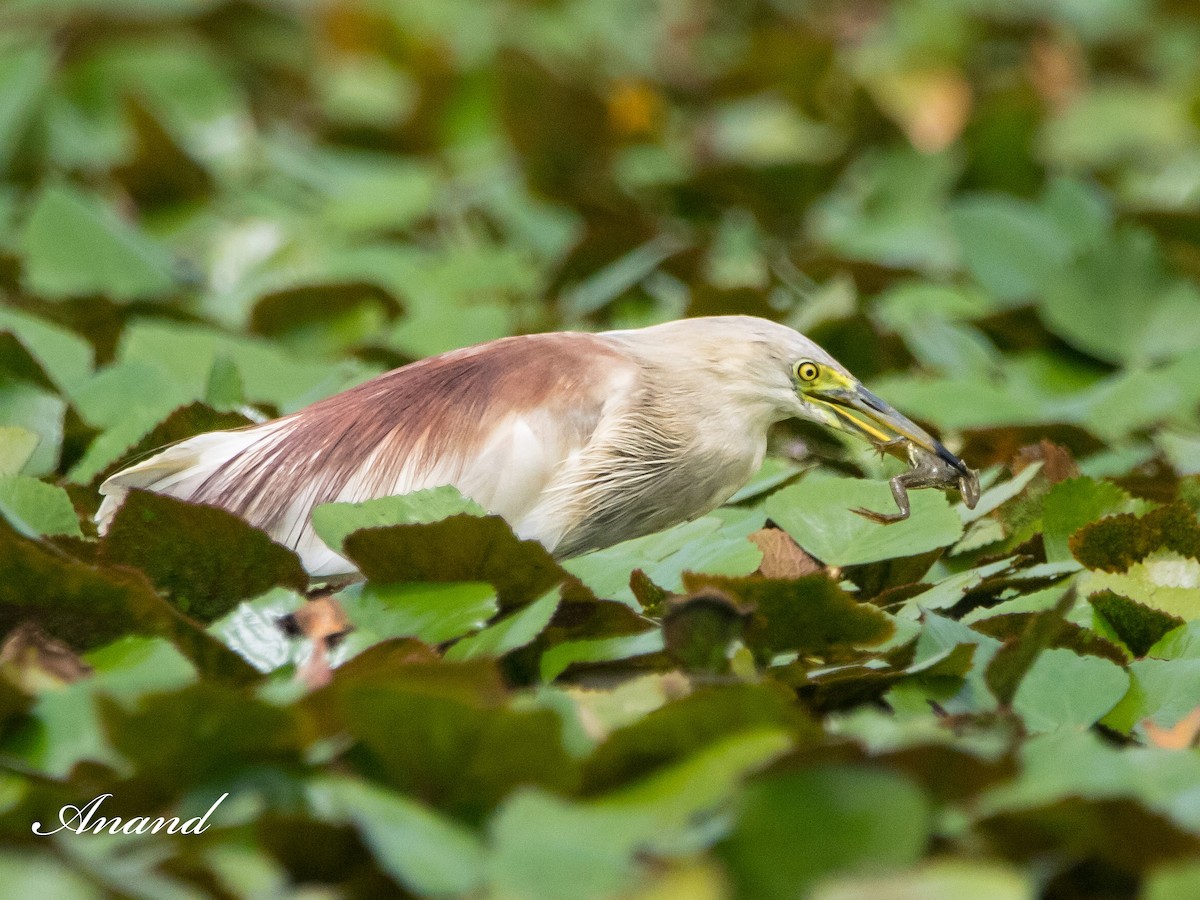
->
<box><xmin>784</xmin><ymin>349</ymin><xmax>971</xmax><ymax>478</ymax></box>
<box><xmin>647</xmin><ymin>316</ymin><xmax>973</xmax><ymax>483</ymax></box>
<box><xmin>617</xmin><ymin>316</ymin><xmax>973</xmax><ymax>484</ymax></box>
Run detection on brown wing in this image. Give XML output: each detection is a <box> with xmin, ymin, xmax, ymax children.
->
<box><xmin>98</xmin><ymin>332</ymin><xmax>638</xmax><ymax>575</ymax></box>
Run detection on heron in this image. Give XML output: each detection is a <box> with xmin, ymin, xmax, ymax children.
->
<box><xmin>96</xmin><ymin>316</ymin><xmax>976</xmax><ymax>576</ymax></box>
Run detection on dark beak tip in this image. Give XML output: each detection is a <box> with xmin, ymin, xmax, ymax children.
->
<box><xmin>934</xmin><ymin>442</ymin><xmax>971</xmax><ymax>477</ymax></box>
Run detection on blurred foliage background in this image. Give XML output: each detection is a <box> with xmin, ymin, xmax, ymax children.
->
<box><xmin>3</xmin><ymin>0</ymin><xmax>1200</xmax><ymax>897</ymax></box>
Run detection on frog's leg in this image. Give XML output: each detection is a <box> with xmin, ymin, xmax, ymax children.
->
<box><xmin>850</xmin><ymin>474</ymin><xmax>912</xmax><ymax>525</ymax></box>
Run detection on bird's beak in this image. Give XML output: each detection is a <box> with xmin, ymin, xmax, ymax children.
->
<box><xmin>808</xmin><ymin>382</ymin><xmax>972</xmax><ymax>477</ymax></box>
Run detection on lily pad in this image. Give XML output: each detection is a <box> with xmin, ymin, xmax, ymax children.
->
<box><xmin>18</xmin><ymin>183</ymin><xmax>176</xmax><ymax>301</ymax></box>
<box><xmin>446</xmin><ymin>588</ymin><xmax>561</xmax><ymax>662</ymax></box>
<box><xmin>312</xmin><ymin>486</ymin><xmax>486</xmax><ymax>553</ymax></box>
<box><xmin>721</xmin><ymin>765</ymin><xmax>931</xmax><ymax>899</ymax></box>
<box><xmin>341</xmin><ymin>581</ymin><xmax>498</xmax><ymax>646</ymax></box>
<box><xmin>308</xmin><ymin>775</ymin><xmax>485</xmax><ymax>897</ymax></box>
<box><xmin>765</xmin><ymin>473</ymin><xmax>963</xmax><ymax>567</ymax></box>
<box><xmin>0</xmin><ymin>475</ymin><xmax>82</xmax><ymax>537</ymax></box>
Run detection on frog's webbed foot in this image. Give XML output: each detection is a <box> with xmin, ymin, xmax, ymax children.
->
<box><xmin>958</xmin><ymin>472</ymin><xmax>980</xmax><ymax>510</ymax></box>
<box><xmin>870</xmin><ymin>437</ymin><xmax>908</xmax><ymax>460</ymax></box>
<box><xmin>850</xmin><ymin>475</ymin><xmax>912</xmax><ymax>525</ymax></box>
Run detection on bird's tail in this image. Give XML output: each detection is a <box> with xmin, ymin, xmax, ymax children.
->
<box><xmin>95</xmin><ymin>424</ymin><xmax>279</xmax><ymax>533</ymax></box>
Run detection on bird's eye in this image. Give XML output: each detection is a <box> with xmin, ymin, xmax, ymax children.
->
<box><xmin>794</xmin><ymin>360</ymin><xmax>820</xmax><ymax>382</ymax></box>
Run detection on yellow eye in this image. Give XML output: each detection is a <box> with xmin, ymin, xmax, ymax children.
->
<box><xmin>794</xmin><ymin>360</ymin><xmax>819</xmax><ymax>382</ymax></box>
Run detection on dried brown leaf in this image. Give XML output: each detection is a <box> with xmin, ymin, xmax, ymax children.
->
<box><xmin>750</xmin><ymin>527</ymin><xmax>822</xmax><ymax>579</ymax></box>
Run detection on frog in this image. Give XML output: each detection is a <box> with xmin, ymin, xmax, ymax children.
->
<box><xmin>851</xmin><ymin>439</ymin><xmax>980</xmax><ymax>525</ymax></box>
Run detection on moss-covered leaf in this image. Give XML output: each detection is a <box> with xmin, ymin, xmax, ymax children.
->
<box><xmin>1071</xmin><ymin>503</ymin><xmax>1200</xmax><ymax>573</ymax></box>
<box><xmin>683</xmin><ymin>573</ymin><xmax>895</xmax><ymax>660</ymax></box>
<box><xmin>100</xmin><ymin>489</ymin><xmax>308</xmax><ymax>621</ymax></box>
<box><xmin>343</xmin><ymin>514</ymin><xmax>579</xmax><ymax>609</ymax></box>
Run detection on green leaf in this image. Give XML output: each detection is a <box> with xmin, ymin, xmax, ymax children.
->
<box><xmin>899</xmin><ymin>558</ymin><xmax>1013</xmax><ymax>619</ymax></box>
<box><xmin>1103</xmin><ymin>658</ymin><xmax>1200</xmax><ymax>734</ymax></box>
<box><xmin>812</xmin><ymin>860</ymin><xmax>1033</xmax><ymax>900</ymax></box>
<box><xmin>683</xmin><ymin>573</ymin><xmax>894</xmax><ymax>659</ymax></box>
<box><xmin>0</xmin><ymin>381</ymin><xmax>65</xmax><ymax>478</ymax></box>
<box><xmin>445</xmin><ymin>587</ymin><xmax>560</xmax><ymax>662</ymax></box>
<box><xmin>1041</xmin><ymin>226</ymin><xmax>1200</xmax><ymax>365</ymax></box>
<box><xmin>343</xmin><ymin>514</ymin><xmax>577</xmax><ymax>609</ymax></box>
<box><xmin>0</xmin><ymin>42</ymin><xmax>52</xmax><ymax>172</ymax></box>
<box><xmin>1042</xmin><ymin>476</ymin><xmax>1132</xmax><ymax>563</ymax></box>
<box><xmin>70</xmin><ymin>359</ymin><xmax>192</xmax><ymax>431</ymax></box>
<box><xmin>0</xmin><ymin>306</ymin><xmax>94</xmax><ymax>393</ymax></box>
<box><xmin>1089</xmin><ymin>590</ymin><xmax>1183</xmax><ymax>658</ymax></box>
<box><xmin>1070</xmin><ymin>502</ymin><xmax>1200</xmax><ymax>573</ymax></box>
<box><xmin>321</xmin><ymin>671</ymin><xmax>579</xmax><ymax>822</ymax></box>
<box><xmin>0</xmin><ymin>515</ymin><xmax>256</xmax><ymax>682</ymax></box>
<box><xmin>806</xmin><ymin>146</ymin><xmax>959</xmax><ymax>271</ymax></box>
<box><xmin>563</xmin><ymin>516</ymin><xmax>762</xmax><ymax>606</ymax></box>
<box><xmin>721</xmin><ymin>765</ymin><xmax>931</xmax><ymax>899</ymax></box>
<box><xmin>100</xmin><ymin>490</ymin><xmax>308</xmax><ymax>622</ymax></box>
<box><xmin>950</xmin><ymin>194</ymin><xmax>1070</xmax><ymax>304</ymax></box>
<box><xmin>18</xmin><ymin>183</ymin><xmax>176</xmax><ymax>301</ymax></box>
<box><xmin>98</xmin><ymin>681</ymin><xmax>306</xmax><ymax>790</ymax></box>
<box><xmin>910</xmin><ymin>613</ymin><xmax>1002</xmax><ymax>715</ymax></box>
<box><xmin>486</xmin><ymin>787</ymin><xmax>647</xmax><ymax>899</ymax></box>
<box><xmin>0</xmin><ymin>475</ymin><xmax>83</xmax><ymax>537</ymax></box>
<box><xmin>961</xmin><ymin>463</ymin><xmax>1043</xmax><ymax>524</ymax></box>
<box><xmin>727</xmin><ymin>456</ymin><xmax>802</xmax><ymax>504</ymax></box>
<box><xmin>0</xmin><ymin>851</ymin><xmax>103</xmax><ymax>899</ymax></box>
<box><xmin>204</xmin><ymin>354</ymin><xmax>244</xmax><ymax>410</ymax></box>
<box><xmin>309</xmin><ymin>776</ymin><xmax>485</xmax><ymax>897</ymax></box>
<box><xmin>1144</xmin><ymin>861</ymin><xmax>1200</xmax><ymax>900</ymax></box>
<box><xmin>117</xmin><ymin>320</ymin><xmax>376</xmax><ymax>413</ymax></box>
<box><xmin>1083</xmin><ymin>557</ymin><xmax>1200</xmax><ymax>622</ymax></box>
<box><xmin>765</xmin><ymin>473</ymin><xmax>963</xmax><ymax>567</ymax></box>
<box><xmin>1147</xmin><ymin>622</ymin><xmax>1200</xmax><ymax>661</ymax></box>
<box><xmin>1011</xmin><ymin>648</ymin><xmax>1129</xmax><ymax>733</ymax></box>
<box><xmin>85</xmin><ymin>635</ymin><xmax>198</xmax><ymax>699</ymax></box>
<box><xmin>982</xmin><ymin>585</ymin><xmax>1076</xmax><ymax>707</ymax></box>
<box><xmin>539</xmin><ymin>631</ymin><xmax>664</xmax><ymax>682</ymax></box>
<box><xmin>0</xmin><ymin>427</ymin><xmax>40</xmax><ymax>476</ymax></box>
<box><xmin>1042</xmin><ymin>85</ymin><xmax>1191</xmax><ymax>171</ymax></box>
<box><xmin>312</xmin><ymin>486</ymin><xmax>487</xmax><ymax>553</ymax></box>
<box><xmin>487</xmin><ymin>729</ymin><xmax>792</xmax><ymax>899</ymax></box>
<box><xmin>4</xmin><ymin>634</ymin><xmax>196</xmax><ymax>778</ymax></box>
<box><xmin>582</xmin><ymin>683</ymin><xmax>812</xmax><ymax>794</ymax></box>
<box><xmin>980</xmin><ymin>729</ymin><xmax>1200</xmax><ymax>827</ymax></box>
<box><xmin>342</xmin><ymin>581</ymin><xmax>498</xmax><ymax>646</ymax></box>
<box><xmin>319</xmin><ymin>152</ymin><xmax>438</xmax><ymax>234</ymax></box>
